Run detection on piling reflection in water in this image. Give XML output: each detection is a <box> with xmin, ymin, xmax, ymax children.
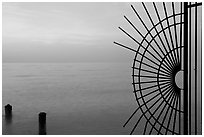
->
<box><xmin>5</xmin><ymin>111</ymin><xmax>12</xmax><ymax>125</ymax></box>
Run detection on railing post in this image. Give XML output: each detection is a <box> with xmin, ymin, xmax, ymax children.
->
<box><xmin>183</xmin><ymin>2</ymin><xmax>188</xmax><ymax>135</ymax></box>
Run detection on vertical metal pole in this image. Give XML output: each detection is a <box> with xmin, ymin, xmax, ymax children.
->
<box><xmin>179</xmin><ymin>3</ymin><xmax>183</xmax><ymax>134</ymax></box>
<box><xmin>183</xmin><ymin>2</ymin><xmax>188</xmax><ymax>135</ymax></box>
<box><xmin>194</xmin><ymin>3</ymin><xmax>198</xmax><ymax>135</ymax></box>
<box><xmin>188</xmin><ymin>2</ymin><xmax>191</xmax><ymax>135</ymax></box>
<box><xmin>201</xmin><ymin>7</ymin><xmax>202</xmax><ymax>134</ymax></box>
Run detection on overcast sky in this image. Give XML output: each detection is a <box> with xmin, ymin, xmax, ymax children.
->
<box><xmin>3</xmin><ymin>2</ymin><xmax>196</xmax><ymax>63</ymax></box>
<box><xmin>3</xmin><ymin>2</ymin><xmax>138</xmax><ymax>63</ymax></box>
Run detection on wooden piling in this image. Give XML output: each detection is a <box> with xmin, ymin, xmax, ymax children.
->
<box><xmin>5</xmin><ymin>104</ymin><xmax>12</xmax><ymax>116</ymax></box>
<box><xmin>39</xmin><ymin>112</ymin><xmax>46</xmax><ymax>135</ymax></box>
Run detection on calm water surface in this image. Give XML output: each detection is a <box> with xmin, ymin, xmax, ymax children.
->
<box><xmin>2</xmin><ymin>63</ymin><xmax>138</xmax><ymax>135</ymax></box>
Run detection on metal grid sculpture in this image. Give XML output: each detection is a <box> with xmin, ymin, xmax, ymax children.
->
<box><xmin>114</xmin><ymin>2</ymin><xmax>202</xmax><ymax>135</ymax></box>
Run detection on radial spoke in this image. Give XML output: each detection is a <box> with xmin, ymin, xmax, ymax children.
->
<box><xmin>134</xmin><ymin>59</ymin><xmax>172</xmax><ymax>75</ymax></box>
<box><xmin>172</xmin><ymin>2</ymin><xmax>180</xmax><ymax>64</ymax></box>
<box><xmin>130</xmin><ymin>86</ymin><xmax>174</xmax><ymax>134</ymax></box>
<box><xmin>172</xmin><ymin>94</ymin><xmax>179</xmax><ymax>135</ymax></box>
<box><xmin>124</xmin><ymin>15</ymin><xmax>173</xmax><ymax>71</ymax></box>
<box><xmin>131</xmin><ymin>5</ymin><xmax>164</xmax><ymax>61</ymax></box>
<box><xmin>114</xmin><ymin>41</ymin><xmax>168</xmax><ymax>72</ymax></box>
<box><xmin>153</xmin><ymin>2</ymin><xmax>177</xmax><ymax>67</ymax></box>
<box><xmin>163</xmin><ymin>3</ymin><xmax>178</xmax><ymax>66</ymax></box>
<box><xmin>114</xmin><ymin>41</ymin><xmax>137</xmax><ymax>53</ymax></box>
<box><xmin>133</xmin><ymin>79</ymin><xmax>169</xmax><ymax>85</ymax></box>
<box><xmin>143</xmin><ymin>120</ymin><xmax>149</xmax><ymax>135</ymax></box>
<box><xmin>141</xmin><ymin>2</ymin><xmax>175</xmax><ymax>70</ymax></box>
<box><xmin>137</xmin><ymin>83</ymin><xmax>172</xmax><ymax>100</ymax></box>
<box><xmin>147</xmin><ymin>88</ymin><xmax>175</xmax><ymax>134</ymax></box>
<box><xmin>124</xmin><ymin>83</ymin><xmax>171</xmax><ymax>127</ymax></box>
<box><xmin>133</xmin><ymin>74</ymin><xmax>170</xmax><ymax>79</ymax></box>
<box><xmin>165</xmin><ymin>92</ymin><xmax>178</xmax><ymax>134</ymax></box>
<box><xmin>145</xmin><ymin>22</ymin><xmax>184</xmax><ymax>73</ymax></box>
<box><xmin>118</xmin><ymin>26</ymin><xmax>171</xmax><ymax>72</ymax></box>
<box><xmin>149</xmin><ymin>89</ymin><xmax>176</xmax><ymax>134</ymax></box>
<box><xmin>133</xmin><ymin>81</ymin><xmax>171</xmax><ymax>93</ymax></box>
<box><xmin>157</xmin><ymin>91</ymin><xmax>177</xmax><ymax>134</ymax></box>
<box><xmin>133</xmin><ymin>67</ymin><xmax>170</xmax><ymax>77</ymax></box>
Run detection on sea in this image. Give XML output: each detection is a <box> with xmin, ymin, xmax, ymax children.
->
<box><xmin>2</xmin><ymin>63</ymin><xmax>202</xmax><ymax>135</ymax></box>
<box><xmin>2</xmin><ymin>62</ymin><xmax>137</xmax><ymax>135</ymax></box>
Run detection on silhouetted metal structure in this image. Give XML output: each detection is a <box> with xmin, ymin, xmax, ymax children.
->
<box><xmin>114</xmin><ymin>2</ymin><xmax>202</xmax><ymax>135</ymax></box>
